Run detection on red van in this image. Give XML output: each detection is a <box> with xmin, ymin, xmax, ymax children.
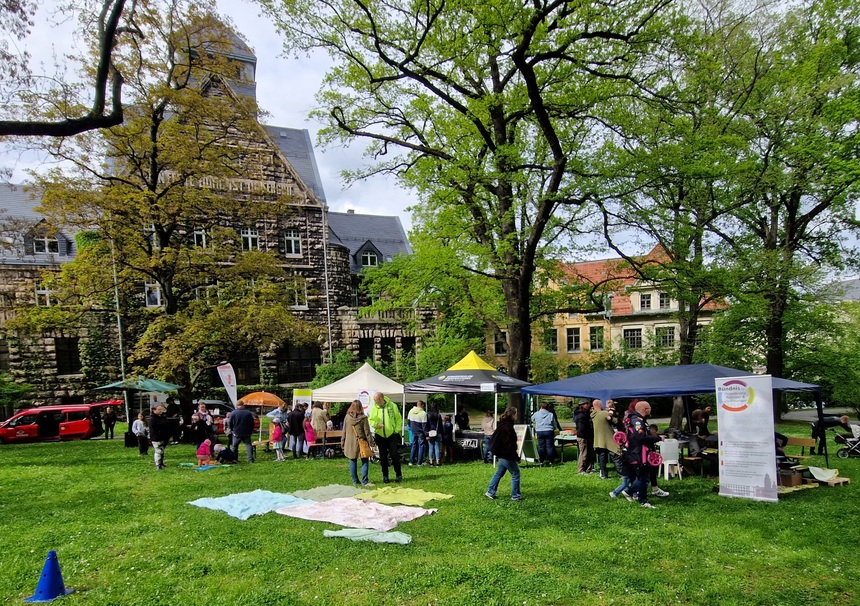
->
<box><xmin>0</xmin><ymin>400</ymin><xmax>123</xmax><ymax>444</ymax></box>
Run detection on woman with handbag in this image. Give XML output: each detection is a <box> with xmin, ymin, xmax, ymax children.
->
<box><xmin>342</xmin><ymin>400</ymin><xmax>376</xmax><ymax>486</ymax></box>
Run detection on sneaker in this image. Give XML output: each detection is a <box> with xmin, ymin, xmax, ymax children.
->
<box><xmin>600</xmin><ymin>475</ymin><xmax>609</xmax><ymax>480</ymax></box>
<box><xmin>652</xmin><ymin>487</ymin><xmax>670</xmax><ymax>497</ymax></box>
<box><xmin>621</xmin><ymin>490</ymin><xmax>635</xmax><ymax>502</ymax></box>
<box><xmin>485</xmin><ymin>492</ymin><xmax>496</xmax><ymax>500</ymax></box>
<box><xmin>609</xmin><ymin>491</ymin><xmax>618</xmax><ymax>499</ymax></box>
<box><xmin>362</xmin><ymin>482</ymin><xmax>375</xmax><ymax>487</ymax></box>
<box><xmin>641</xmin><ymin>502</ymin><xmax>656</xmax><ymax>509</ymax></box>
<box><xmin>511</xmin><ymin>496</ymin><xmax>525</xmax><ymax>501</ymax></box>
<box><xmin>395</xmin><ymin>476</ymin><xmax>403</xmax><ymax>483</ymax></box>
<box><xmin>383</xmin><ymin>478</ymin><xmax>391</xmax><ymax>484</ymax></box>
<box><xmin>408</xmin><ymin>463</ymin><xmax>414</xmax><ymax>467</ymax></box>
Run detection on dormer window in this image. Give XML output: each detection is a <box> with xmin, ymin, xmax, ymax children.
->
<box><xmin>34</xmin><ymin>236</ymin><xmax>60</xmax><ymax>254</ymax></box>
<box><xmin>361</xmin><ymin>251</ymin><xmax>378</xmax><ymax>267</ymax></box>
<box><xmin>640</xmin><ymin>293</ymin><xmax>651</xmax><ymax>310</ymax></box>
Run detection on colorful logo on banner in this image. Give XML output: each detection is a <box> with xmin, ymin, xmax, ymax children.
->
<box><xmin>217</xmin><ymin>363</ymin><xmax>237</xmax><ymax>405</ymax></box>
<box><xmin>717</xmin><ymin>379</ymin><xmax>755</xmax><ymax>412</ymax></box>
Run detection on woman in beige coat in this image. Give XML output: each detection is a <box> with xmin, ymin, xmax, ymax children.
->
<box><xmin>341</xmin><ymin>400</ymin><xmax>375</xmax><ymax>486</ymax></box>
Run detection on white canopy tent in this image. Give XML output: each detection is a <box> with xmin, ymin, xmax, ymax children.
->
<box><xmin>312</xmin><ymin>363</ymin><xmax>422</xmax><ymax>432</ymax></box>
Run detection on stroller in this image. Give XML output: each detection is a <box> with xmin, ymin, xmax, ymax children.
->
<box><xmin>834</xmin><ymin>431</ymin><xmax>860</xmax><ymax>459</ymax></box>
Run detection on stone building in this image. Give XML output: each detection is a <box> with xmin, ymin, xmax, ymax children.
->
<box><xmin>0</xmin><ymin>34</ymin><xmax>430</xmax><ymax>406</ymax></box>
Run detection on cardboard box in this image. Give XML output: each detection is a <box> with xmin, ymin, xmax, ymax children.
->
<box><xmin>778</xmin><ymin>471</ymin><xmax>802</xmax><ymax>487</ymax></box>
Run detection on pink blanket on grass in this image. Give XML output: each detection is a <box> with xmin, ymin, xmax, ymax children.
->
<box><xmin>275</xmin><ymin>497</ymin><xmax>436</xmax><ymax>531</ymax></box>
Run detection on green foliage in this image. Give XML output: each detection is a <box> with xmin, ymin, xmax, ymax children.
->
<box><xmin>308</xmin><ymin>349</ymin><xmax>360</xmax><ymax>389</ymax></box>
<box><xmin>0</xmin><ymin>430</ymin><xmax>858</xmax><ymax>604</ymax></box>
<box><xmin>0</xmin><ymin>373</ymin><xmax>33</xmax><ymax>408</ymax></box>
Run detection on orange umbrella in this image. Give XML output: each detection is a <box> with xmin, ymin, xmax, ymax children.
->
<box><xmin>238</xmin><ymin>391</ymin><xmax>285</xmax><ymax>407</ymax></box>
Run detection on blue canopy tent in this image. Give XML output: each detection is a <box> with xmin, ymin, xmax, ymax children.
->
<box><xmin>522</xmin><ymin>364</ymin><xmax>827</xmax><ymax>465</ymax></box>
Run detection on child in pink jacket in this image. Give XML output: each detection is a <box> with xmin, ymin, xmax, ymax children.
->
<box><xmin>196</xmin><ymin>439</ymin><xmax>212</xmax><ymax>466</ymax></box>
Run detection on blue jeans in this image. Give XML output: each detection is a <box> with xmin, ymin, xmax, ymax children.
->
<box><xmin>427</xmin><ymin>437</ymin><xmax>440</xmax><ymax>462</ymax></box>
<box><xmin>289</xmin><ymin>434</ymin><xmax>305</xmax><ymax>458</ymax></box>
<box><xmin>629</xmin><ymin>465</ymin><xmax>652</xmax><ymax>504</ymax></box>
<box><xmin>232</xmin><ymin>434</ymin><xmax>253</xmax><ymax>462</ymax></box>
<box><xmin>483</xmin><ymin>435</ymin><xmax>492</xmax><ymax>462</ymax></box>
<box><xmin>611</xmin><ymin>474</ymin><xmax>632</xmax><ymax>497</ymax></box>
<box><xmin>349</xmin><ymin>457</ymin><xmax>370</xmax><ymax>485</ymax></box>
<box><xmin>410</xmin><ymin>433</ymin><xmax>426</xmax><ymax>464</ymax></box>
<box><xmin>486</xmin><ymin>458</ymin><xmax>521</xmax><ymax>499</ymax></box>
<box><xmin>536</xmin><ymin>430</ymin><xmax>556</xmax><ymax>462</ymax></box>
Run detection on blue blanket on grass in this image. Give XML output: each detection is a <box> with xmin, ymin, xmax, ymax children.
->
<box><xmin>188</xmin><ymin>489</ymin><xmax>313</xmax><ymax>520</ymax></box>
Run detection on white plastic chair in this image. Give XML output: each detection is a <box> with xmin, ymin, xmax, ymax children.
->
<box><xmin>659</xmin><ymin>439</ymin><xmax>682</xmax><ymax>481</ymax></box>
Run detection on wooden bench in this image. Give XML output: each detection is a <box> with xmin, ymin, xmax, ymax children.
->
<box><xmin>785</xmin><ymin>436</ymin><xmax>816</xmax><ymax>461</ymax></box>
<box><xmin>307</xmin><ymin>430</ymin><xmax>344</xmax><ymax>457</ymax></box>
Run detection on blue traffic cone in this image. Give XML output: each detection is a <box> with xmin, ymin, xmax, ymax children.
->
<box><xmin>25</xmin><ymin>550</ymin><xmax>74</xmax><ymax>602</ymax></box>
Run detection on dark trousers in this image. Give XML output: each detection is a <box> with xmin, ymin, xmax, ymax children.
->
<box><xmin>232</xmin><ymin>434</ymin><xmax>254</xmax><ymax>462</ymax></box>
<box><xmin>105</xmin><ymin>423</ymin><xmax>116</xmax><ymax>440</ymax></box>
<box><xmin>375</xmin><ymin>433</ymin><xmax>402</xmax><ymax>480</ymax></box>
<box><xmin>137</xmin><ymin>434</ymin><xmax>149</xmax><ymax>455</ymax></box>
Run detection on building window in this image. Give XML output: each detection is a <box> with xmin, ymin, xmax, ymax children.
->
<box><xmin>381</xmin><ymin>337</ymin><xmax>396</xmax><ymax>365</ymax></box>
<box><xmin>358</xmin><ymin>337</ymin><xmax>375</xmax><ymax>362</ymax></box>
<box><xmin>55</xmin><ymin>337</ymin><xmax>82</xmax><ymax>375</ymax></box>
<box><xmin>144</xmin><ymin>283</ymin><xmax>162</xmax><ymax>308</ymax></box>
<box><xmin>234</xmin><ymin>353</ymin><xmax>260</xmax><ymax>384</ymax></box>
<box><xmin>34</xmin><ymin>237</ymin><xmax>60</xmax><ymax>254</ymax></box>
<box><xmin>566</xmin><ymin>327</ymin><xmax>581</xmax><ymax>353</ymax></box>
<box><xmin>402</xmin><ymin>337</ymin><xmax>416</xmax><ymax>356</ymax></box>
<box><xmin>623</xmin><ymin>328</ymin><xmax>643</xmax><ymax>349</ymax></box>
<box><xmin>195</xmin><ymin>280</ymin><xmax>218</xmax><ymax>303</ymax></box>
<box><xmin>494</xmin><ymin>332</ymin><xmax>508</xmax><ymax>356</ymax></box>
<box><xmin>287</xmin><ymin>282</ymin><xmax>308</xmax><ymax>308</ymax></box>
<box><xmin>193</xmin><ymin>229</ymin><xmax>208</xmax><ymax>248</ymax></box>
<box><xmin>361</xmin><ymin>251</ymin><xmax>378</xmax><ymax>267</ymax></box>
<box><xmin>35</xmin><ymin>284</ymin><xmax>54</xmax><ymax>306</ymax></box>
<box><xmin>544</xmin><ymin>329</ymin><xmax>558</xmax><ymax>354</ymax></box>
<box><xmin>640</xmin><ymin>293</ymin><xmax>651</xmax><ymax>310</ymax></box>
<box><xmin>656</xmin><ymin>326</ymin><xmax>675</xmax><ymax>347</ymax></box>
<box><xmin>589</xmin><ymin>326</ymin><xmax>604</xmax><ymax>352</ymax></box>
<box><xmin>241</xmin><ymin>227</ymin><xmax>260</xmax><ymax>251</ymax></box>
<box><xmin>145</xmin><ymin>224</ymin><xmax>160</xmax><ymax>250</ymax></box>
<box><xmin>284</xmin><ymin>229</ymin><xmax>302</xmax><ymax>257</ymax></box>
<box><xmin>659</xmin><ymin>292</ymin><xmax>671</xmax><ymax>310</ymax></box>
<box><xmin>276</xmin><ymin>343</ymin><xmax>321</xmax><ymax>383</ymax></box>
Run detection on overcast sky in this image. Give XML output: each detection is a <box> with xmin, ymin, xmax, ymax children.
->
<box><xmin>0</xmin><ymin>0</ymin><xmax>417</xmax><ymax>232</ymax></box>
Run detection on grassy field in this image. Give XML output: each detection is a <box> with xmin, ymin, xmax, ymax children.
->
<box><xmin>1</xmin><ymin>421</ymin><xmax>857</xmax><ymax>606</ymax></box>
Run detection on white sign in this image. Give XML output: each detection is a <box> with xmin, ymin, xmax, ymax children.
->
<box><xmin>480</xmin><ymin>382</ymin><xmax>496</xmax><ymax>392</ymax></box>
<box><xmin>217</xmin><ymin>363</ymin><xmax>238</xmax><ymax>405</ymax></box>
<box><xmin>358</xmin><ymin>390</ymin><xmax>371</xmax><ymax>415</ymax></box>
<box><xmin>715</xmin><ymin>375</ymin><xmax>778</xmax><ymax>502</ymax></box>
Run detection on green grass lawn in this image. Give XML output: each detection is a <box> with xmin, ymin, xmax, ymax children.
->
<box><xmin>1</xmin><ymin>421</ymin><xmax>857</xmax><ymax>605</ymax></box>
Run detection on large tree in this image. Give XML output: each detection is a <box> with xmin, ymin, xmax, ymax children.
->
<box><xmin>0</xmin><ymin>0</ymin><xmax>132</xmax><ymax>137</ymax></box>
<box><xmin>22</xmin><ymin>0</ymin><xmax>319</xmax><ymax>401</ymax></box>
<box><xmin>258</xmin><ymin>0</ymin><xmax>675</xmax><ymax>391</ymax></box>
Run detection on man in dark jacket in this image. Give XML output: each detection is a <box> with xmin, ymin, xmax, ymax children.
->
<box><xmin>810</xmin><ymin>415</ymin><xmax>851</xmax><ymax>454</ymax></box>
<box><xmin>625</xmin><ymin>401</ymin><xmax>663</xmax><ymax>509</ymax></box>
<box><xmin>287</xmin><ymin>404</ymin><xmax>306</xmax><ymax>458</ymax></box>
<box><xmin>574</xmin><ymin>401</ymin><xmax>594</xmax><ymax>474</ymax></box>
<box><xmin>485</xmin><ymin>407</ymin><xmax>523</xmax><ymax>501</ymax></box>
<box><xmin>230</xmin><ymin>402</ymin><xmax>256</xmax><ymax>463</ymax></box>
<box><xmin>148</xmin><ymin>404</ymin><xmax>172</xmax><ymax>470</ymax></box>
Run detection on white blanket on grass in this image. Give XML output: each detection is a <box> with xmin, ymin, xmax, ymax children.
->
<box><xmin>188</xmin><ymin>489</ymin><xmax>313</xmax><ymax>520</ymax></box>
<box><xmin>275</xmin><ymin>497</ymin><xmax>436</xmax><ymax>531</ymax></box>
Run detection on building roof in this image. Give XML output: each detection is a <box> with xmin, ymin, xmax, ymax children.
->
<box><xmin>0</xmin><ymin>183</ymin><xmax>76</xmax><ymax>265</ymax></box>
<box><xmin>559</xmin><ymin>246</ymin><xmax>724</xmax><ymax>316</ymax></box>
<box><xmin>327</xmin><ymin>210</ymin><xmax>412</xmax><ymax>274</ymax></box>
<box><xmin>262</xmin><ymin>126</ymin><xmax>327</xmax><ymax>204</ymax></box>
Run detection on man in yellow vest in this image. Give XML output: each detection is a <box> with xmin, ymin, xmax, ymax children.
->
<box><xmin>368</xmin><ymin>392</ymin><xmax>403</xmax><ymax>483</ymax></box>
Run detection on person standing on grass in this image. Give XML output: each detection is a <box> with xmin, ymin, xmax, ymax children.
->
<box><xmin>485</xmin><ymin>407</ymin><xmax>523</xmax><ymax>501</ymax></box>
<box><xmin>368</xmin><ymin>391</ymin><xmax>403</xmax><ymax>483</ymax></box>
<box><xmin>592</xmin><ymin>399</ymin><xmax>621</xmax><ymax>480</ymax></box>
<box><xmin>426</xmin><ymin>403</ymin><xmax>443</xmax><ymax>466</ymax></box>
<box><xmin>148</xmin><ymin>404</ymin><xmax>171</xmax><ymax>470</ymax></box>
<box><xmin>271</xmin><ymin>418</ymin><xmax>285</xmax><ymax>462</ymax></box>
<box><xmin>481</xmin><ymin>409</ymin><xmax>496</xmax><ymax>463</ymax></box>
<box><xmin>288</xmin><ymin>402</ymin><xmax>306</xmax><ymax>458</ymax></box>
<box><xmin>102</xmin><ymin>406</ymin><xmax>118</xmax><ymax>440</ymax></box>
<box><xmin>574</xmin><ymin>401</ymin><xmax>595</xmax><ymax>474</ymax></box>
<box><xmin>230</xmin><ymin>401</ymin><xmax>256</xmax><ymax>463</ymax></box>
<box><xmin>342</xmin><ymin>400</ymin><xmax>375</xmax><ymax>486</ymax></box>
<box><xmin>532</xmin><ymin>401</ymin><xmax>556</xmax><ymax>464</ymax></box>
<box><xmin>407</xmin><ymin>400</ymin><xmax>428</xmax><ymax>466</ymax></box>
<box><xmin>132</xmin><ymin>412</ymin><xmax>149</xmax><ymax>456</ymax></box>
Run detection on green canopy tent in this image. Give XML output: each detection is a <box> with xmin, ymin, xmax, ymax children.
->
<box><xmin>96</xmin><ymin>377</ymin><xmax>183</xmax><ymax>420</ymax></box>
